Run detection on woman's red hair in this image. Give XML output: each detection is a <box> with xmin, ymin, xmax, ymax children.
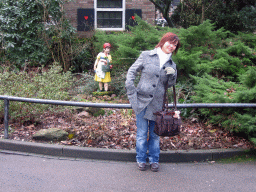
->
<box><xmin>155</xmin><ymin>32</ymin><xmax>180</xmax><ymax>55</ymax></box>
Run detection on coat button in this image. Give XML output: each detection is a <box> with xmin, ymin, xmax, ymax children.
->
<box><xmin>163</xmin><ymin>66</ymin><xmax>166</xmax><ymax>69</ymax></box>
<box><xmin>153</xmin><ymin>85</ymin><xmax>156</xmax><ymax>87</ymax></box>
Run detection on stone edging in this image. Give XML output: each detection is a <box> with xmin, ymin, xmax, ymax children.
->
<box><xmin>0</xmin><ymin>139</ymin><xmax>246</xmax><ymax>162</ymax></box>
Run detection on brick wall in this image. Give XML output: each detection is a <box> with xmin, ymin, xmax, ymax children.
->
<box><xmin>64</xmin><ymin>0</ymin><xmax>155</xmax><ymax>36</ymax></box>
<box><xmin>64</xmin><ymin>0</ymin><xmax>94</xmax><ymax>36</ymax></box>
<box><xmin>125</xmin><ymin>0</ymin><xmax>155</xmax><ymax>25</ymax></box>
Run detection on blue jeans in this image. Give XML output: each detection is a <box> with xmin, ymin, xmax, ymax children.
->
<box><xmin>136</xmin><ymin>108</ymin><xmax>160</xmax><ymax>164</ymax></box>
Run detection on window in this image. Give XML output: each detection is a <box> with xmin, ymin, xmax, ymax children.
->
<box><xmin>97</xmin><ymin>11</ymin><xmax>122</xmax><ymax>28</ymax></box>
<box><xmin>77</xmin><ymin>6</ymin><xmax>141</xmax><ymax>31</ymax></box>
<box><xmin>97</xmin><ymin>0</ymin><xmax>122</xmax><ymax>8</ymax></box>
<box><xmin>95</xmin><ymin>0</ymin><xmax>125</xmax><ymax>31</ymax></box>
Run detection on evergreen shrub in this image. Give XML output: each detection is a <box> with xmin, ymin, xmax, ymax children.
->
<box><xmin>239</xmin><ymin>67</ymin><xmax>256</xmax><ymax>89</ymax></box>
<box><xmin>191</xmin><ymin>70</ymin><xmax>256</xmax><ymax>144</ymax></box>
<box><xmin>73</xmin><ymin>73</ymin><xmax>98</xmax><ymax>94</ymax></box>
<box><xmin>237</xmin><ymin>32</ymin><xmax>256</xmax><ymax>49</ymax></box>
<box><xmin>172</xmin><ymin>0</ymin><xmax>256</xmax><ymax>33</ymax></box>
<box><xmin>0</xmin><ymin>0</ymin><xmax>89</xmax><ymax>72</ymax></box>
<box><xmin>173</xmin><ymin>50</ymin><xmax>203</xmax><ymax>77</ymax></box>
<box><xmin>70</xmin><ymin>40</ymin><xmax>94</xmax><ymax>73</ymax></box>
<box><xmin>109</xmin><ymin>72</ymin><xmax>127</xmax><ymax>96</ymax></box>
<box><xmin>238</xmin><ymin>5</ymin><xmax>256</xmax><ymax>33</ymax></box>
<box><xmin>178</xmin><ymin>20</ymin><xmax>229</xmax><ymax>52</ymax></box>
<box><xmin>0</xmin><ymin>64</ymin><xmax>73</xmax><ymax>123</ymax></box>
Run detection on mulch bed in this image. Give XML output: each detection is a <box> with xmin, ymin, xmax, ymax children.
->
<box><xmin>1</xmin><ymin>107</ymin><xmax>254</xmax><ymax>151</ymax></box>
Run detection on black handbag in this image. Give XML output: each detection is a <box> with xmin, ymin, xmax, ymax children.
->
<box><xmin>153</xmin><ymin>82</ymin><xmax>182</xmax><ymax>137</ymax></box>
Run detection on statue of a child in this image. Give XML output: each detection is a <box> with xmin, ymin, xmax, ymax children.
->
<box><xmin>94</xmin><ymin>43</ymin><xmax>112</xmax><ymax>92</ymax></box>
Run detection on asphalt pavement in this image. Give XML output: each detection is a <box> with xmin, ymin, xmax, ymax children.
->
<box><xmin>1</xmin><ymin>151</ymin><xmax>256</xmax><ymax>192</ymax></box>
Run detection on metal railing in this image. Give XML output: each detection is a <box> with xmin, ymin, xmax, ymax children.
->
<box><xmin>1</xmin><ymin>95</ymin><xmax>256</xmax><ymax>139</ymax></box>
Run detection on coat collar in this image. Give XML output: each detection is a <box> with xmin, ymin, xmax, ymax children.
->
<box><xmin>150</xmin><ymin>48</ymin><xmax>173</xmax><ymax>62</ymax></box>
<box><xmin>149</xmin><ymin>48</ymin><xmax>158</xmax><ymax>56</ymax></box>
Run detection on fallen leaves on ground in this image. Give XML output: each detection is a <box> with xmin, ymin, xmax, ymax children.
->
<box><xmin>0</xmin><ymin>108</ymin><xmax>254</xmax><ymax>151</ymax></box>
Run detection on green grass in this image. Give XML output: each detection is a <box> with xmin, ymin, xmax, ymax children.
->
<box><xmin>92</xmin><ymin>91</ymin><xmax>114</xmax><ymax>96</ymax></box>
<box><xmin>216</xmin><ymin>150</ymin><xmax>256</xmax><ymax>163</ymax></box>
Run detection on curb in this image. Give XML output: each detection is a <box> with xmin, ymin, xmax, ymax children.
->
<box><xmin>0</xmin><ymin>139</ymin><xmax>246</xmax><ymax>162</ymax></box>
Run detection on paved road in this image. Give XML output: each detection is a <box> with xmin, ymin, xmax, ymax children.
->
<box><xmin>0</xmin><ymin>151</ymin><xmax>255</xmax><ymax>192</ymax></box>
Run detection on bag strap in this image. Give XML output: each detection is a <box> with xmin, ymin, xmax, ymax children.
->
<box><xmin>173</xmin><ymin>85</ymin><xmax>177</xmax><ymax>110</ymax></box>
<box><xmin>162</xmin><ymin>79</ymin><xmax>177</xmax><ymax>111</ymax></box>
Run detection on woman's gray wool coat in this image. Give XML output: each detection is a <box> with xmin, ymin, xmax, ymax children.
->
<box><xmin>125</xmin><ymin>48</ymin><xmax>177</xmax><ymax>121</ymax></box>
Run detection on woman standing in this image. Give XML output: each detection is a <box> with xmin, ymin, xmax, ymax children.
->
<box><xmin>125</xmin><ymin>33</ymin><xmax>180</xmax><ymax>172</ymax></box>
<box><xmin>94</xmin><ymin>43</ymin><xmax>112</xmax><ymax>92</ymax></box>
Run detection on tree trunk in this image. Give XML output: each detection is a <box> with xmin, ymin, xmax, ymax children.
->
<box><xmin>201</xmin><ymin>0</ymin><xmax>205</xmax><ymax>23</ymax></box>
<box><xmin>149</xmin><ymin>0</ymin><xmax>175</xmax><ymax>28</ymax></box>
<box><xmin>165</xmin><ymin>16</ymin><xmax>175</xmax><ymax>27</ymax></box>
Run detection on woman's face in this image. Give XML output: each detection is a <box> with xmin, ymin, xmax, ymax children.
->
<box><xmin>161</xmin><ymin>41</ymin><xmax>178</xmax><ymax>54</ymax></box>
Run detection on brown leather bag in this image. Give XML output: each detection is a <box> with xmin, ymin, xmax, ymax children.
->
<box><xmin>153</xmin><ymin>83</ymin><xmax>182</xmax><ymax>137</ymax></box>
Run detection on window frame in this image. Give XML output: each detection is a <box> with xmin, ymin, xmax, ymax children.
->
<box><xmin>94</xmin><ymin>0</ymin><xmax>126</xmax><ymax>31</ymax></box>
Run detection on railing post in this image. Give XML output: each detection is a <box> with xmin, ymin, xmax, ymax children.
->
<box><xmin>4</xmin><ymin>99</ymin><xmax>9</xmax><ymax>139</ymax></box>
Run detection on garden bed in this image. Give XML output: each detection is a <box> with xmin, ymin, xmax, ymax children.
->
<box><xmin>1</xmin><ymin>105</ymin><xmax>254</xmax><ymax>151</ymax></box>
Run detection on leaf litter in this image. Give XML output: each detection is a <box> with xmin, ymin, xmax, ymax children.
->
<box><xmin>0</xmin><ymin>107</ymin><xmax>254</xmax><ymax>151</ymax></box>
